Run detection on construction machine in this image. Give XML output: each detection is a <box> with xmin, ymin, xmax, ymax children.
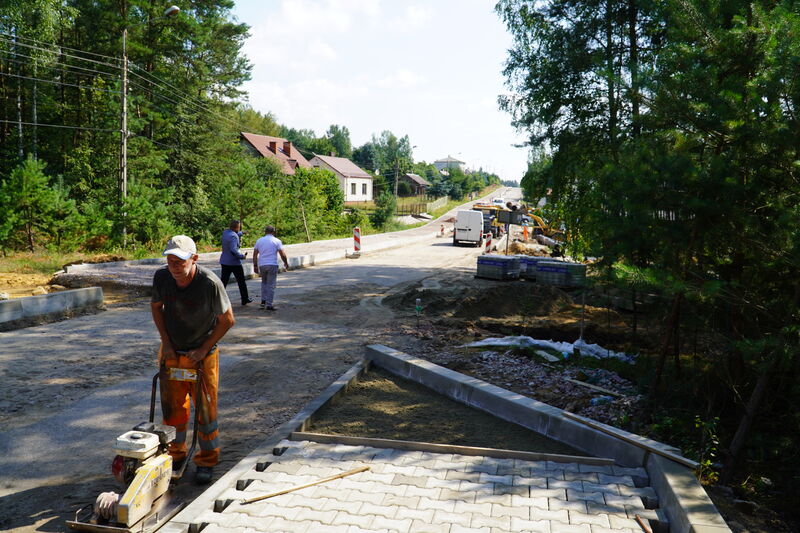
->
<box><xmin>66</xmin><ymin>368</ymin><xmax>199</xmax><ymax>533</ymax></box>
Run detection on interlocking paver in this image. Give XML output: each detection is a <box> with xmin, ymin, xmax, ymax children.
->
<box><xmin>370</xmin><ymin>516</ymin><xmax>413</xmax><ymax>531</ymax></box>
<box><xmin>394</xmin><ymin>474</ymin><xmax>431</xmax><ymax>488</ymax></box>
<box><xmin>475</xmin><ymin>493</ymin><xmax>511</xmax><ymax>506</ymax></box>
<box><xmin>383</xmin><ymin>494</ymin><xmax>420</xmax><ymax>508</ymax></box>
<box><xmin>450</xmin><ymin>525</ymin><xmax>491</xmax><ymax>533</ymax></box>
<box><xmin>395</xmin><ymin>507</ymin><xmax>435</xmax><ymax>522</ymax></box>
<box><xmin>564</xmin><ymin>472</ymin><xmax>599</xmax><ymax>483</ymax></box>
<box><xmin>311</xmin><ymin>485</ymin><xmax>351</xmax><ymax>500</ymax></box>
<box><xmin>346</xmin><ymin>526</ymin><xmax>392</xmax><ymax>533</ymax></box>
<box><xmin>479</xmin><ymin>473</ymin><xmax>514</xmax><ymax>484</ymax></box>
<box><xmin>510</xmin><ymin>495</ymin><xmax>549</xmax><ymax>510</ymax></box>
<box><xmin>401</xmin><ymin>485</ymin><xmax>442</xmax><ymax>499</ymax></box>
<box><xmin>590</xmin><ymin>527</ymin><xmax>634</xmax><ymax>533</ymax></box>
<box><xmin>493</xmin><ymin>483</ymin><xmax>529</xmax><ymax>497</ymax></box>
<box><xmin>332</xmin><ymin>511</ymin><xmax>375</xmax><ymax>528</ymax></box>
<box><xmin>577</xmin><ymin>464</ymin><xmax>614</xmax><ymax>474</ymax></box>
<box><xmin>434</xmin><ymin>459</ymin><xmax>466</xmax><ymax>472</ymax></box>
<box><xmin>530</xmin><ymin>508</ymin><xmax>569</xmax><ymax>522</ymax></box>
<box><xmin>582</xmin><ymin>482</ymin><xmax>619</xmax><ymax>495</ymax></box>
<box><xmin>530</xmin><ymin>488</ymin><xmax>567</xmax><ymax>500</ymax></box>
<box><xmin>491</xmin><ymin>502</ymin><xmax>529</xmax><ymax>519</ymax></box>
<box><xmin>418</xmin><ymin>496</ymin><xmax>457</xmax><ymax>512</ymax></box>
<box><xmin>548</xmin><ymin>479</ymin><xmax>583</xmax><ymax>490</ymax></box>
<box><xmin>454</xmin><ymin>501</ymin><xmax>493</xmax><ymax>515</ymax></box>
<box><xmin>509</xmin><ymin>517</ymin><xmax>551</xmax><ymax>533</ymax></box>
<box><xmin>361</xmin><ymin>471</ymin><xmax>397</xmax><ymax>484</ymax></box>
<box><xmin>586</xmin><ymin>501</ymin><xmax>627</xmax><ymax>516</ymax></box>
<box><xmin>618</xmin><ymin>485</ymin><xmax>658</xmax><ymax>507</ymax></box>
<box><xmin>409</xmin><ymin>519</ymin><xmax>451</xmax><ymax>533</ymax></box>
<box><xmin>548</xmin><ymin>462</ymin><xmax>580</xmax><ymax>472</ymax></box>
<box><xmin>497</xmin><ymin>464</ymin><xmax>531</xmax><ymax>477</ymax></box>
<box><xmin>603</xmin><ymin>494</ymin><xmax>644</xmax><ymax>510</ymax></box>
<box><xmin>469</xmin><ymin>462</ymin><xmax>500</xmax><ymax>475</ymax></box>
<box><xmin>598</xmin><ymin>474</ymin><xmax>635</xmax><ymax>486</ymax></box>
<box><xmin>513</xmin><ymin>475</ymin><xmax>549</xmax><ymax>489</ymax></box>
<box><xmin>359</xmin><ymin>502</ymin><xmax>399</xmax><ymax>518</ymax></box>
<box><xmin>566</xmin><ymin>490</ymin><xmax>605</xmax><ymax>504</ymax></box>
<box><xmin>550</xmin><ymin>521</ymin><xmax>591</xmax><ymax>533</ymax></box>
<box><xmin>348</xmin><ymin>488</ymin><xmax>389</xmax><ymax>505</ymax></box>
<box><xmin>291</xmin><ymin>508</ymin><xmax>338</xmax><ymax>524</ymax></box>
<box><xmin>611</xmin><ymin>466</ymin><xmax>647</xmax><ymax>478</ymax></box>
<box><xmin>303</xmin><ymin>521</ymin><xmax>349</xmax><ymax>533</ymax></box>
<box><xmin>432</xmin><ymin>510</ymin><xmax>472</xmax><ymax>527</ymax></box>
<box><xmin>608</xmin><ymin>514</ymin><xmax>640</xmax><ymax>530</ymax></box>
<box><xmin>415</xmin><ymin>466</ymin><xmax>449</xmax><ymax>480</ymax></box>
<box><xmin>568</xmin><ymin>511</ymin><xmax>610</xmax><ymax>528</ymax></box>
<box><xmin>440</xmin><ymin>488</ymin><xmax>476</xmax><ymax>503</ymax></box>
<box><xmin>428</xmin><ymin>476</ymin><xmax>463</xmax><ymax>489</ymax></box>
<box><xmin>381</xmin><ymin>463</ymin><xmax>418</xmax><ymax>476</ymax></box>
<box><xmin>470</xmin><ymin>514</ymin><xmax>511</xmax><ymax>530</ymax></box>
<box><xmin>461</xmin><ymin>481</ymin><xmax>495</xmax><ymax>496</ymax></box>
<box><xmin>321</xmin><ymin>498</ymin><xmax>363</xmax><ymax>513</ymax></box>
<box><xmin>549</xmin><ymin>498</ymin><xmax>587</xmax><ymax>513</ymax></box>
<box><xmin>445</xmin><ymin>470</ymin><xmax>482</xmax><ymax>482</ymax></box>
<box><xmin>265</xmin><ymin>516</ymin><xmax>311</xmax><ymax>532</ymax></box>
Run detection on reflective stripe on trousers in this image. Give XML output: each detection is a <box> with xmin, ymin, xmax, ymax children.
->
<box><xmin>159</xmin><ymin>346</ymin><xmax>220</xmax><ymax>467</ymax></box>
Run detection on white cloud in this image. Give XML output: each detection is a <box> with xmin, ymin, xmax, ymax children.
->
<box><xmin>390</xmin><ymin>5</ymin><xmax>433</xmax><ymax>32</ymax></box>
<box><xmin>374</xmin><ymin>68</ymin><xmax>426</xmax><ymax>89</ymax></box>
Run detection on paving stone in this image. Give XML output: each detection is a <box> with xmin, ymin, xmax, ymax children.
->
<box><xmin>462</xmin><ymin>481</ymin><xmax>496</xmax><ymax>497</ymax></box>
<box><xmin>450</xmin><ymin>525</ymin><xmax>491</xmax><ymax>533</ymax></box>
<box><xmin>410</xmin><ymin>520</ymin><xmax>450</xmax><ymax>533</ymax></box>
<box><xmin>530</xmin><ymin>466</ymin><xmax>561</xmax><ymax>478</ymax></box>
<box><xmin>370</xmin><ymin>516</ymin><xmax>413</xmax><ymax>531</ymax></box>
<box><xmin>348</xmin><ymin>488</ymin><xmax>389</xmax><ymax>505</ymax></box>
<box><xmin>197</xmin><ymin>525</ymin><xmax>250</xmax><ymax>533</ymax></box>
<box><xmin>549</xmin><ymin>479</ymin><xmax>584</xmax><ymax>491</ymax></box>
<box><xmin>414</xmin><ymin>466</ymin><xmax>447</xmax><ymax>481</ymax></box>
<box><xmin>468</xmin><ymin>462</ymin><xmax>500</xmax><ymax>475</ymax></box>
<box><xmin>514</xmin><ymin>475</ymin><xmax>550</xmax><ymax>489</ymax></box>
<box><xmin>445</xmin><ymin>470</ymin><xmax>482</xmax><ymax>482</ymax></box>
<box><xmin>582</xmin><ymin>482</ymin><xmax>619</xmax><ymax>495</ymax></box>
<box><xmin>597</xmin><ymin>473</ymin><xmax>635</xmax><ymax>486</ymax></box>
<box><xmin>604</xmin><ymin>494</ymin><xmax>644</xmax><ymax>510</ymax></box>
<box><xmin>454</xmin><ymin>501</ymin><xmax>493</xmax><ymax>515</ymax></box>
<box><xmin>286</xmin><ymin>493</ymin><xmax>326</xmax><ymax>509</ymax></box>
<box><xmin>382</xmin><ymin>494</ymin><xmax>420</xmax><ymax>508</ymax></box>
<box><xmin>394</xmin><ymin>451</ymin><xmax>425</xmax><ymax>465</ymax></box>
<box><xmin>440</xmin><ymin>488</ymin><xmax>476</xmax><ymax>503</ymax></box>
<box><xmin>568</xmin><ymin>511</ymin><xmax>610</xmax><ymax>528</ymax></box>
<box><xmin>618</xmin><ymin>485</ymin><xmax>658</xmax><ymax>508</ymax></box>
<box><xmin>611</xmin><ymin>466</ymin><xmax>647</xmax><ymax>478</ymax></box>
<box><xmin>510</xmin><ymin>517</ymin><xmax>551</xmax><ymax>533</ymax></box>
<box><xmin>491</xmin><ymin>503</ymin><xmax>530</xmax><ymax>519</ymax></box>
<box><xmin>291</xmin><ymin>508</ymin><xmax>338</xmax><ymax>524</ymax></box>
<box><xmin>264</xmin><ymin>517</ymin><xmax>311</xmax><ymax>532</ymax></box>
<box><xmin>310</xmin><ymin>485</ymin><xmax>351</xmax><ymax>500</ymax></box>
<box><xmin>497</xmin><ymin>464</ymin><xmax>531</xmax><ymax>477</ymax></box>
<box><xmin>510</xmin><ymin>495</ymin><xmax>549</xmax><ymax>510</ymax></box>
<box><xmin>590</xmin><ymin>527</ymin><xmax>634</xmax><ymax>533</ymax></box>
<box><xmin>470</xmin><ymin>514</ymin><xmax>511</xmax><ymax>530</ymax></box>
<box><xmin>530</xmin><ymin>488</ymin><xmax>568</xmax><ymax>500</ymax></box>
<box><xmin>577</xmin><ymin>464</ymin><xmax>614</xmax><ymax>474</ymax></box>
<box><xmin>394</xmin><ymin>474</ymin><xmax>432</xmax><ymax>489</ymax></box>
<box><xmin>585</xmin><ymin>501</ymin><xmax>627</xmax><ymax>516</ymax></box>
<box><xmin>564</xmin><ymin>472</ymin><xmax>600</xmax><ymax>483</ymax></box>
<box><xmin>267</xmin><ymin>462</ymin><xmax>306</xmax><ymax>475</ymax></box>
<box><xmin>418</xmin><ymin>496</ymin><xmax>457</xmax><ymax>512</ymax></box>
<box><xmin>321</xmin><ymin>498</ymin><xmax>362</xmax><ymax>513</ymax></box>
<box><xmin>358</xmin><ymin>502</ymin><xmax>399</xmax><ymax>519</ymax></box>
<box><xmin>434</xmin><ymin>459</ymin><xmax>466</xmax><ymax>472</ymax></box>
<box><xmin>493</xmin><ymin>483</ymin><xmax>529</xmax><ymax>497</ymax></box>
<box><xmin>339</xmin><ymin>479</ymin><xmax>382</xmax><ymax>493</ymax></box>
<box><xmin>401</xmin><ymin>485</ymin><xmax>442</xmax><ymax>499</ymax></box>
<box><xmin>345</xmin><ymin>525</ymin><xmax>393</xmax><ymax>533</ymax></box>
<box><xmin>608</xmin><ymin>514</ymin><xmax>640</xmax><ymax>530</ymax></box>
<box><xmin>530</xmin><ymin>508</ymin><xmax>569</xmax><ymax>522</ymax></box>
<box><xmin>433</xmin><ymin>510</ymin><xmax>472</xmax><ymax>527</ymax></box>
<box><xmin>427</xmin><ymin>476</ymin><xmax>463</xmax><ymax>490</ymax></box>
<box><xmin>566</xmin><ymin>490</ymin><xmax>605</xmax><ymax>504</ymax></box>
<box><xmin>303</xmin><ymin>521</ymin><xmax>351</xmax><ymax>533</ymax></box>
<box><xmin>548</xmin><ymin>462</ymin><xmax>581</xmax><ymax>472</ymax></box>
<box><xmin>549</xmin><ymin>499</ymin><xmax>588</xmax><ymax>513</ymax></box>
<box><xmin>332</xmin><ymin>511</ymin><xmax>375</xmax><ymax>528</ymax></box>
<box><xmin>550</xmin><ymin>522</ymin><xmax>591</xmax><ymax>533</ymax></box>
<box><xmin>479</xmin><ymin>473</ymin><xmax>514</xmax><ymax>485</ymax></box>
<box><xmin>395</xmin><ymin>507</ymin><xmax>435</xmax><ymax>522</ymax></box>
<box><xmin>476</xmin><ymin>493</ymin><xmax>511</xmax><ymax>506</ymax></box>
<box><xmin>381</xmin><ymin>463</ymin><xmax>418</xmax><ymax>476</ymax></box>
<box><xmin>361</xmin><ymin>471</ymin><xmax>396</xmax><ymax>484</ymax></box>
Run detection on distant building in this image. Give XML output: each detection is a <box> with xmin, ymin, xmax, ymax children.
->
<box><xmin>309</xmin><ymin>154</ymin><xmax>373</xmax><ymax>202</ymax></box>
<box><xmin>240</xmin><ymin>132</ymin><xmax>311</xmax><ymax>175</ymax></box>
<box><xmin>399</xmin><ymin>173</ymin><xmax>431</xmax><ymax>196</ymax></box>
<box><xmin>433</xmin><ymin>155</ymin><xmax>465</xmax><ymax>173</ymax></box>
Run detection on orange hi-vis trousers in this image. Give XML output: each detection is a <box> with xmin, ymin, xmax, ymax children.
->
<box><xmin>159</xmin><ymin>347</ymin><xmax>220</xmax><ymax>467</ymax></box>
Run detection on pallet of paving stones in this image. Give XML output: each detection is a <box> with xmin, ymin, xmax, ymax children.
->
<box><xmin>475</xmin><ymin>255</ymin><xmax>520</xmax><ymax>280</ymax></box>
<box><xmin>536</xmin><ymin>260</ymin><xmax>587</xmax><ymax>287</ymax></box>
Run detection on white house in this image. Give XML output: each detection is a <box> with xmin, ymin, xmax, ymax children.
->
<box><xmin>434</xmin><ymin>155</ymin><xmax>466</xmax><ymax>173</ymax></box>
<box><xmin>309</xmin><ymin>154</ymin><xmax>373</xmax><ymax>202</ymax></box>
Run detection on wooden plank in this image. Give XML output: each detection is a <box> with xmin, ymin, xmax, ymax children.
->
<box><xmin>562</xmin><ymin>412</ymin><xmax>699</xmax><ymax>470</ymax></box>
<box><xmin>563</xmin><ymin>378</ymin><xmax>624</xmax><ymax>398</ymax></box>
<box><xmin>290</xmin><ymin>431</ymin><xmax>615</xmax><ymax>466</ymax></box>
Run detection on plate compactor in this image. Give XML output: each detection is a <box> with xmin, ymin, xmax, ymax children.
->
<box><xmin>67</xmin><ymin>368</ymin><xmax>200</xmax><ymax>533</ymax></box>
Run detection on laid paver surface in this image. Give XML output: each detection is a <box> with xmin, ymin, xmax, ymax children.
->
<box><xmin>193</xmin><ymin>440</ymin><xmax>656</xmax><ymax>533</ymax></box>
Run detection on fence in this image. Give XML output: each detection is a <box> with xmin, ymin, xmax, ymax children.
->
<box><xmin>344</xmin><ymin>195</ymin><xmax>448</xmax><ymax>217</ymax></box>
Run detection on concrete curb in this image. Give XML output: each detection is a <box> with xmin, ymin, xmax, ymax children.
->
<box><xmin>365</xmin><ymin>344</ymin><xmax>731</xmax><ymax>533</ymax></box>
<box><xmin>0</xmin><ymin>287</ymin><xmax>104</xmax><ymax>326</ymax></box>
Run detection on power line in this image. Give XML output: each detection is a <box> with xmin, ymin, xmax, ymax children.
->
<box><xmin>0</xmin><ymin>35</ymin><xmax>120</xmax><ymax>69</ymax></box>
<box><xmin>0</xmin><ymin>51</ymin><xmax>121</xmax><ymax>85</ymax></box>
<box><xmin>0</xmin><ymin>119</ymin><xmax>118</xmax><ymax>133</ymax></box>
<box><xmin>0</xmin><ymin>30</ymin><xmax>122</xmax><ymax>63</ymax></box>
<box><xmin>0</xmin><ymin>71</ymin><xmax>121</xmax><ymax>94</ymax></box>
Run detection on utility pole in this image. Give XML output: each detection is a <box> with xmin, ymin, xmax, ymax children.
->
<box><xmin>119</xmin><ymin>27</ymin><xmax>128</xmax><ymax>247</ymax></box>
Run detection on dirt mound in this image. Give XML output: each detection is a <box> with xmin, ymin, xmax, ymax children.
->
<box><xmin>508</xmin><ymin>241</ymin><xmax>551</xmax><ymax>256</ymax></box>
<box><xmin>384</xmin><ymin>278</ymin><xmax>572</xmax><ymax>319</ymax></box>
<box><xmin>61</xmin><ymin>254</ymin><xmax>127</xmax><ymax>270</ymax></box>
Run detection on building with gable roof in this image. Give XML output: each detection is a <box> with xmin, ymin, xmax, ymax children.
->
<box><xmin>399</xmin><ymin>173</ymin><xmax>431</xmax><ymax>196</ymax></box>
<box><xmin>309</xmin><ymin>153</ymin><xmax>373</xmax><ymax>202</ymax></box>
<box><xmin>433</xmin><ymin>155</ymin><xmax>465</xmax><ymax>173</ymax></box>
<box><xmin>240</xmin><ymin>132</ymin><xmax>312</xmax><ymax>175</ymax></box>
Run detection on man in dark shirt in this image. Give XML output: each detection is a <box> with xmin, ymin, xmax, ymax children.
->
<box><xmin>220</xmin><ymin>219</ymin><xmax>252</xmax><ymax>305</ymax></box>
<box><xmin>151</xmin><ymin>235</ymin><xmax>234</xmax><ymax>484</ymax></box>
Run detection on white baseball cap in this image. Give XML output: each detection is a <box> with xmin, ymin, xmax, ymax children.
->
<box><xmin>162</xmin><ymin>235</ymin><xmax>197</xmax><ymax>260</ymax></box>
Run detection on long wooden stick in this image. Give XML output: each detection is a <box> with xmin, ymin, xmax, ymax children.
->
<box><xmin>635</xmin><ymin>514</ymin><xmax>653</xmax><ymax>533</ymax></box>
<box><xmin>240</xmin><ymin>466</ymin><xmax>369</xmax><ymax>504</ymax></box>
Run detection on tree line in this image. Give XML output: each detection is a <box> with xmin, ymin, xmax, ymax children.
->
<box><xmin>497</xmin><ymin>0</ymin><xmax>799</xmax><ymax>510</ymax></box>
<box><xmin>0</xmin><ymin>0</ymin><xmax>500</xmax><ymax>254</ymax></box>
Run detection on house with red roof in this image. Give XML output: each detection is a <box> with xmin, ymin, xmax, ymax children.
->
<box><xmin>309</xmin><ymin>154</ymin><xmax>373</xmax><ymax>202</ymax></box>
<box><xmin>240</xmin><ymin>132</ymin><xmax>311</xmax><ymax>175</ymax></box>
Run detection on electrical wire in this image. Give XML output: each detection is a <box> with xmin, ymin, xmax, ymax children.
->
<box><xmin>0</xmin><ymin>119</ymin><xmax>118</xmax><ymax>133</ymax></box>
<box><xmin>0</xmin><ymin>30</ymin><xmax>122</xmax><ymax>62</ymax></box>
<box><xmin>1</xmin><ymin>48</ymin><xmax>121</xmax><ymax>79</ymax></box>
<box><xmin>0</xmin><ymin>71</ymin><xmax>121</xmax><ymax>94</ymax></box>
<box><xmin>0</xmin><ymin>35</ymin><xmax>120</xmax><ymax>69</ymax></box>
<box><xmin>0</xmin><ymin>53</ymin><xmax>122</xmax><ymax>87</ymax></box>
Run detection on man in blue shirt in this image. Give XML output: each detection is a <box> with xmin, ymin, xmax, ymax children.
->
<box><xmin>220</xmin><ymin>220</ymin><xmax>252</xmax><ymax>305</ymax></box>
<box><xmin>252</xmin><ymin>225</ymin><xmax>290</xmax><ymax>311</ymax></box>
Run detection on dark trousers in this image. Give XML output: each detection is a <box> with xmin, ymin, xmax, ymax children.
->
<box><xmin>220</xmin><ymin>264</ymin><xmax>250</xmax><ymax>304</ymax></box>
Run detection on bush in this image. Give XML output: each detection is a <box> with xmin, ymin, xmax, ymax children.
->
<box><xmin>369</xmin><ymin>191</ymin><xmax>396</xmax><ymax>228</ymax></box>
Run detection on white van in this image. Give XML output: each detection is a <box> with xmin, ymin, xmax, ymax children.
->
<box><xmin>492</xmin><ymin>197</ymin><xmax>505</xmax><ymax>207</ymax></box>
<box><xmin>453</xmin><ymin>210</ymin><xmax>484</xmax><ymax>247</ymax></box>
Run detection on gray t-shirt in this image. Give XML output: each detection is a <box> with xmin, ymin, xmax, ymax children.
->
<box><xmin>151</xmin><ymin>264</ymin><xmax>231</xmax><ymax>351</ymax></box>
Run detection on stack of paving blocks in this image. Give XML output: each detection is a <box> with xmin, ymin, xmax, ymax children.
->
<box><xmin>536</xmin><ymin>261</ymin><xmax>587</xmax><ymax>287</ymax></box>
<box><xmin>476</xmin><ymin>255</ymin><xmax>520</xmax><ymax>280</ymax></box>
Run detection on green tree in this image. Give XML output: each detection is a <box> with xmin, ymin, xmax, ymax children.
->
<box><xmin>0</xmin><ymin>156</ymin><xmax>55</xmax><ymax>251</ymax></box>
<box><xmin>326</xmin><ymin>124</ymin><xmax>352</xmax><ymax>158</ymax></box>
<box><xmin>370</xmin><ymin>191</ymin><xmax>397</xmax><ymax>229</ymax></box>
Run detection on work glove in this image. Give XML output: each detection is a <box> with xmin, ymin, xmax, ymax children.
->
<box><xmin>95</xmin><ymin>491</ymin><xmax>119</xmax><ymax>520</ymax></box>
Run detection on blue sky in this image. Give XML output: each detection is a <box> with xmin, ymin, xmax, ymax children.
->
<box><xmin>230</xmin><ymin>0</ymin><xmax>528</xmax><ymax>182</ymax></box>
